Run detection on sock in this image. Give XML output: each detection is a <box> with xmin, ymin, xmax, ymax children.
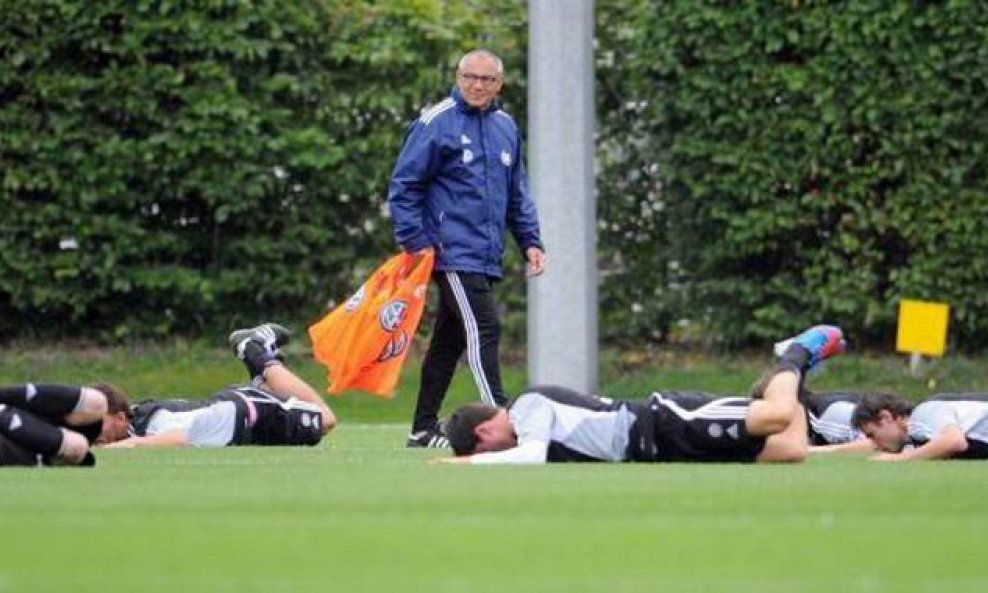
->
<box><xmin>239</xmin><ymin>340</ymin><xmax>279</xmax><ymax>380</ymax></box>
<box><xmin>0</xmin><ymin>404</ymin><xmax>64</xmax><ymax>458</ymax></box>
<box><xmin>0</xmin><ymin>384</ymin><xmax>82</xmax><ymax>421</ymax></box>
<box><xmin>778</xmin><ymin>344</ymin><xmax>812</xmax><ymax>374</ymax></box>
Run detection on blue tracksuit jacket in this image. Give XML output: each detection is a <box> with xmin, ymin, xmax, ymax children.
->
<box><xmin>387</xmin><ymin>88</ymin><xmax>542</xmax><ymax>278</ymax></box>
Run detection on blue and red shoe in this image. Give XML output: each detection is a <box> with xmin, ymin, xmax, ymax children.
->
<box><xmin>773</xmin><ymin>325</ymin><xmax>845</xmax><ymax>371</ymax></box>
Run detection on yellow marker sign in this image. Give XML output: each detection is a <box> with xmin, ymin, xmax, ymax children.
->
<box><xmin>896</xmin><ymin>299</ymin><xmax>949</xmax><ymax>357</ymax></box>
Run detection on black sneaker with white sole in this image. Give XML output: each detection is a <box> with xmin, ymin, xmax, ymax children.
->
<box><xmin>229</xmin><ymin>323</ymin><xmax>291</xmax><ymax>358</ymax></box>
<box><xmin>406</xmin><ymin>429</ymin><xmax>450</xmax><ymax>449</ymax></box>
<box><xmin>228</xmin><ymin>323</ymin><xmax>292</xmax><ymax>380</ymax></box>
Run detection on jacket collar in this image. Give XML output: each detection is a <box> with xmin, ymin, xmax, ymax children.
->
<box><xmin>451</xmin><ymin>87</ymin><xmax>501</xmax><ymax>114</ymax></box>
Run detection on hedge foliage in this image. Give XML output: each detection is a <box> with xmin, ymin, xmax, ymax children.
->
<box><xmin>1</xmin><ymin>0</ymin><xmax>526</xmax><ymax>340</ymax></box>
<box><xmin>596</xmin><ymin>1</ymin><xmax>988</xmax><ymax>348</ymax></box>
<box><xmin>2</xmin><ymin>1</ymin><xmax>986</xmax><ymax>349</ymax></box>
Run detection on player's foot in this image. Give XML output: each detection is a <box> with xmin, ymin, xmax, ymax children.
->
<box><xmin>229</xmin><ymin>323</ymin><xmax>291</xmax><ymax>379</ymax></box>
<box><xmin>229</xmin><ymin>323</ymin><xmax>291</xmax><ymax>360</ymax></box>
<box><xmin>406</xmin><ymin>429</ymin><xmax>449</xmax><ymax>449</ymax></box>
<box><xmin>773</xmin><ymin>325</ymin><xmax>845</xmax><ymax>371</ymax></box>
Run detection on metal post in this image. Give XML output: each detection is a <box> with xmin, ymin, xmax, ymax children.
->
<box><xmin>527</xmin><ymin>0</ymin><xmax>597</xmax><ymax>392</ymax></box>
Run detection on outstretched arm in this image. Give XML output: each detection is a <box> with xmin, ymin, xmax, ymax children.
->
<box><xmin>103</xmin><ymin>430</ymin><xmax>189</xmax><ymax>449</ymax></box>
<box><xmin>435</xmin><ymin>439</ymin><xmax>549</xmax><ymax>465</ymax></box>
<box><xmin>810</xmin><ymin>438</ymin><xmax>876</xmax><ymax>454</ymax></box>
<box><xmin>871</xmin><ymin>425</ymin><xmax>968</xmax><ymax>461</ymax></box>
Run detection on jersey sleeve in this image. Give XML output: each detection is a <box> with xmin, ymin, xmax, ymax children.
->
<box><xmin>469</xmin><ymin>393</ymin><xmax>553</xmax><ymax>464</ymax></box>
<box><xmin>185</xmin><ymin>401</ymin><xmax>238</xmax><ymax>447</ymax></box>
<box><xmin>908</xmin><ymin>402</ymin><xmax>960</xmax><ymax>443</ymax></box>
<box><xmin>387</xmin><ymin>119</ymin><xmax>441</xmax><ymax>253</ymax></box>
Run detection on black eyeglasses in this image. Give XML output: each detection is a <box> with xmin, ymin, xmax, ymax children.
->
<box><xmin>458</xmin><ymin>72</ymin><xmax>500</xmax><ymax>86</ymax></box>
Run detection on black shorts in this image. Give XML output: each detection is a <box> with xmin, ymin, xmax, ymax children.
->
<box><xmin>226</xmin><ymin>387</ymin><xmax>324</xmax><ymax>447</ymax></box>
<box><xmin>955</xmin><ymin>438</ymin><xmax>988</xmax><ymax>459</ymax></box>
<box><xmin>628</xmin><ymin>392</ymin><xmax>766</xmax><ymax>463</ymax></box>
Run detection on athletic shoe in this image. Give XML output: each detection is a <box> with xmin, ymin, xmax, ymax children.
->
<box><xmin>229</xmin><ymin>323</ymin><xmax>291</xmax><ymax>360</ymax></box>
<box><xmin>406</xmin><ymin>429</ymin><xmax>450</xmax><ymax>449</ymax></box>
<box><xmin>773</xmin><ymin>325</ymin><xmax>845</xmax><ymax>371</ymax></box>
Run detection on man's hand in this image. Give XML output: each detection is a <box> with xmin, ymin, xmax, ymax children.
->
<box><xmin>525</xmin><ymin>247</ymin><xmax>546</xmax><ymax>277</ymax></box>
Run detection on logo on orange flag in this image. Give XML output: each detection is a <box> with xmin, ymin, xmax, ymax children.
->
<box><xmin>308</xmin><ymin>251</ymin><xmax>434</xmax><ymax>398</ymax></box>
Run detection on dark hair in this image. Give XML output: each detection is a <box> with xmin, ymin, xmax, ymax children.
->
<box><xmin>444</xmin><ymin>403</ymin><xmax>499</xmax><ymax>456</ymax></box>
<box><xmin>851</xmin><ymin>392</ymin><xmax>914</xmax><ymax>429</ymax></box>
<box><xmin>90</xmin><ymin>381</ymin><xmax>133</xmax><ymax>419</ymax></box>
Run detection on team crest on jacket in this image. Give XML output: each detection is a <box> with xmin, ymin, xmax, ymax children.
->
<box><xmin>379</xmin><ymin>299</ymin><xmax>408</xmax><ymax>332</ymax></box>
<box><xmin>500</xmin><ymin>150</ymin><xmax>512</xmax><ymax>167</ymax></box>
<box><xmin>462</xmin><ymin>149</ymin><xmax>474</xmax><ymax>164</ymax></box>
<box><xmin>344</xmin><ymin>285</ymin><xmax>366</xmax><ymax>313</ymax></box>
<box><xmin>378</xmin><ymin>330</ymin><xmax>409</xmax><ymax>362</ymax></box>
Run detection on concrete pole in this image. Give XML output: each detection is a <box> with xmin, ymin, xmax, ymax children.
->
<box><xmin>527</xmin><ymin>0</ymin><xmax>597</xmax><ymax>392</ymax></box>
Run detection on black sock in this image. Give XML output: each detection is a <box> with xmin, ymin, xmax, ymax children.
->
<box><xmin>0</xmin><ymin>404</ymin><xmax>64</xmax><ymax>458</ymax></box>
<box><xmin>239</xmin><ymin>340</ymin><xmax>277</xmax><ymax>380</ymax></box>
<box><xmin>0</xmin><ymin>384</ymin><xmax>82</xmax><ymax>421</ymax></box>
<box><xmin>779</xmin><ymin>344</ymin><xmax>812</xmax><ymax>374</ymax></box>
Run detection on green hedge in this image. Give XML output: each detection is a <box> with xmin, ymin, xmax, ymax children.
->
<box><xmin>0</xmin><ymin>0</ymin><xmax>526</xmax><ymax>340</ymax></box>
<box><xmin>2</xmin><ymin>1</ymin><xmax>986</xmax><ymax>349</ymax></box>
<box><xmin>596</xmin><ymin>1</ymin><xmax>988</xmax><ymax>348</ymax></box>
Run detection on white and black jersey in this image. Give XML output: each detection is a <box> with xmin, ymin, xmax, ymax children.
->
<box><xmin>130</xmin><ymin>385</ymin><xmax>324</xmax><ymax>447</ymax></box>
<box><xmin>803</xmin><ymin>391</ymin><xmax>864</xmax><ymax>446</ymax></box>
<box><xmin>468</xmin><ymin>385</ymin><xmax>765</xmax><ymax>464</ymax></box>
<box><xmin>909</xmin><ymin>394</ymin><xmax>988</xmax><ymax>458</ymax></box>
<box><xmin>469</xmin><ymin>385</ymin><xmax>635</xmax><ymax>464</ymax></box>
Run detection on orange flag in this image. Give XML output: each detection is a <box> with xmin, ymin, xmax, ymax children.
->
<box><xmin>308</xmin><ymin>250</ymin><xmax>433</xmax><ymax>398</ymax></box>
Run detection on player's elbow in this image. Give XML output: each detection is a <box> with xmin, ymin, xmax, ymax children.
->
<box><xmin>939</xmin><ymin>427</ymin><xmax>969</xmax><ymax>457</ymax></box>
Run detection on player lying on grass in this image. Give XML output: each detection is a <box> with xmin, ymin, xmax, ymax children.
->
<box><xmin>768</xmin><ymin>335</ymin><xmax>872</xmax><ymax>454</ymax></box>
<box><xmin>801</xmin><ymin>391</ymin><xmax>875</xmax><ymax>453</ymax></box>
<box><xmin>439</xmin><ymin>325</ymin><xmax>845</xmax><ymax>464</ymax></box>
<box><xmin>1</xmin><ymin>383</ymin><xmax>109</xmax><ymax>467</ymax></box>
<box><xmin>850</xmin><ymin>392</ymin><xmax>988</xmax><ymax>461</ymax></box>
<box><xmin>96</xmin><ymin>323</ymin><xmax>336</xmax><ymax>448</ymax></box>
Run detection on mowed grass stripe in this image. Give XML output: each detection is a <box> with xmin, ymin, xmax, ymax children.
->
<box><xmin>2</xmin><ymin>424</ymin><xmax>987</xmax><ymax>593</ymax></box>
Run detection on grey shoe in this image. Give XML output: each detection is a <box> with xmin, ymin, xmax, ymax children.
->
<box><xmin>228</xmin><ymin>323</ymin><xmax>291</xmax><ymax>360</ymax></box>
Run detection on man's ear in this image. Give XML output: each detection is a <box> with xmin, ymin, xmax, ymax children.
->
<box><xmin>474</xmin><ymin>421</ymin><xmax>492</xmax><ymax>440</ymax></box>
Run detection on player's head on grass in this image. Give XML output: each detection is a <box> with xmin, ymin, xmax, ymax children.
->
<box><xmin>91</xmin><ymin>381</ymin><xmax>133</xmax><ymax>444</ymax></box>
<box><xmin>445</xmin><ymin>403</ymin><xmax>514</xmax><ymax>456</ymax></box>
<box><xmin>851</xmin><ymin>392</ymin><xmax>914</xmax><ymax>452</ymax></box>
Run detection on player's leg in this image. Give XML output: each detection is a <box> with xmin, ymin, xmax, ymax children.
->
<box><xmin>0</xmin><ymin>384</ymin><xmax>105</xmax><ymax>425</ymax></box>
<box><xmin>229</xmin><ymin>322</ymin><xmax>291</xmax><ymax>380</ymax></box>
<box><xmin>0</xmin><ymin>404</ymin><xmax>93</xmax><ymax>466</ymax></box>
<box><xmin>228</xmin><ymin>322</ymin><xmax>335</xmax><ymax>434</ymax></box>
<box><xmin>746</xmin><ymin>325</ymin><xmax>846</xmax><ymax>435</ymax></box>
<box><xmin>750</xmin><ymin>325</ymin><xmax>846</xmax><ymax>399</ymax></box>
<box><xmin>1</xmin><ymin>433</ymin><xmax>43</xmax><ymax>466</ymax></box>
<box><xmin>258</xmin><ymin>364</ymin><xmax>336</xmax><ymax>434</ymax></box>
<box><xmin>756</xmin><ymin>404</ymin><xmax>809</xmax><ymax>463</ymax></box>
<box><xmin>0</xmin><ymin>384</ymin><xmax>107</xmax><ymax>445</ymax></box>
<box><xmin>745</xmin><ymin>370</ymin><xmax>801</xmax><ymax>437</ymax></box>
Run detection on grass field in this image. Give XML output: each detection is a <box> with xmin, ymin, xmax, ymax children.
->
<box><xmin>2</xmin><ymin>345</ymin><xmax>988</xmax><ymax>592</ymax></box>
